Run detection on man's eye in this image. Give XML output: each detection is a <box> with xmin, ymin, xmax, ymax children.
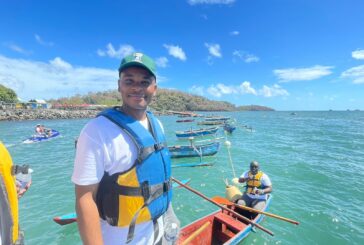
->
<box><xmin>141</xmin><ymin>81</ymin><xmax>151</xmax><ymax>87</ymax></box>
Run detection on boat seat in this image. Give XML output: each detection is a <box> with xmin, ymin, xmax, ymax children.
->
<box><xmin>214</xmin><ymin>212</ymin><xmax>245</xmax><ymax>232</ymax></box>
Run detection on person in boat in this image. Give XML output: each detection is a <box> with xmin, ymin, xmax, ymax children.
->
<box><xmin>233</xmin><ymin>160</ymin><xmax>272</xmax><ymax>211</ymax></box>
<box><xmin>1</xmin><ymin>141</ymin><xmax>32</xmax><ymax>245</ymax></box>
<box><xmin>72</xmin><ymin>52</ymin><xmax>179</xmax><ymax>245</ymax></box>
<box><xmin>35</xmin><ymin>124</ymin><xmax>44</xmax><ymax>135</ymax></box>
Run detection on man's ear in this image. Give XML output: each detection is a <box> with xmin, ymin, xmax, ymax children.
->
<box><xmin>117</xmin><ymin>79</ymin><xmax>121</xmax><ymax>92</ymax></box>
<box><xmin>153</xmin><ymin>84</ymin><xmax>157</xmax><ymax>96</ymax></box>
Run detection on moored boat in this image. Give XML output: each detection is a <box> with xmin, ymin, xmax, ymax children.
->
<box><xmin>175</xmin><ymin>127</ymin><xmax>219</xmax><ymax>139</ymax></box>
<box><xmin>176</xmin><ymin>119</ymin><xmax>195</xmax><ymax>123</ymax></box>
<box><xmin>177</xmin><ymin>195</ymin><xmax>272</xmax><ymax>245</ymax></box>
<box><xmin>169</xmin><ymin>142</ymin><xmax>220</xmax><ymax>158</ymax></box>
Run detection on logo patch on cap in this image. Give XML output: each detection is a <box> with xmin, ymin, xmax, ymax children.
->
<box><xmin>133</xmin><ymin>53</ymin><xmax>143</xmax><ymax>63</ymax></box>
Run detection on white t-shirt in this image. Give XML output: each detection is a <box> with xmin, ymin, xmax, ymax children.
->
<box><xmin>72</xmin><ymin>116</ymin><xmax>164</xmax><ymax>245</ymax></box>
<box><xmin>241</xmin><ymin>171</ymin><xmax>272</xmax><ymax>200</ymax></box>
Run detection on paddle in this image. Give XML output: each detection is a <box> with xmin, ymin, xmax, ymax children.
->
<box><xmin>172</xmin><ymin>177</ymin><xmax>274</xmax><ymax>236</ymax></box>
<box><xmin>212</xmin><ymin>196</ymin><xmax>300</xmax><ymax>225</ymax></box>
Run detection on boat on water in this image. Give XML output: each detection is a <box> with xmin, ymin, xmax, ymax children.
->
<box><xmin>223</xmin><ymin>124</ymin><xmax>236</xmax><ymax>134</ymax></box>
<box><xmin>175</xmin><ymin>127</ymin><xmax>219</xmax><ymax>139</ymax></box>
<box><xmin>169</xmin><ymin>142</ymin><xmax>220</xmax><ymax>158</ymax></box>
<box><xmin>23</xmin><ymin>129</ymin><xmax>60</xmax><ymax>143</ymax></box>
<box><xmin>176</xmin><ymin>119</ymin><xmax>195</xmax><ymax>123</ymax></box>
<box><xmin>204</xmin><ymin>116</ymin><xmax>230</xmax><ymax>122</ymax></box>
<box><xmin>176</xmin><ymin>195</ymin><xmax>272</xmax><ymax>245</ymax></box>
<box><xmin>197</xmin><ymin>120</ymin><xmax>225</xmax><ymax>126</ymax></box>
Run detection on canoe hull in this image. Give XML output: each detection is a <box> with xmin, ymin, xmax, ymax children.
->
<box><xmin>169</xmin><ymin>142</ymin><xmax>220</xmax><ymax>158</ymax></box>
<box><xmin>175</xmin><ymin>127</ymin><xmax>219</xmax><ymax>139</ymax></box>
<box><xmin>177</xmin><ymin>195</ymin><xmax>272</xmax><ymax>245</ymax></box>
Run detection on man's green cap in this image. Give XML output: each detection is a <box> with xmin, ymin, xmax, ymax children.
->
<box><xmin>118</xmin><ymin>52</ymin><xmax>157</xmax><ymax>79</ymax></box>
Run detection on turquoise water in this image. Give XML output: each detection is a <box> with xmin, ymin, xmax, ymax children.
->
<box><xmin>1</xmin><ymin>111</ymin><xmax>363</xmax><ymax>244</ymax></box>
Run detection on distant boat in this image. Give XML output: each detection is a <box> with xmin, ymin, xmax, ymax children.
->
<box><xmin>176</xmin><ymin>119</ymin><xmax>195</xmax><ymax>123</ymax></box>
<box><xmin>175</xmin><ymin>127</ymin><xmax>219</xmax><ymax>139</ymax></box>
<box><xmin>290</xmin><ymin>112</ymin><xmax>297</xmax><ymax>115</ymax></box>
<box><xmin>169</xmin><ymin>142</ymin><xmax>220</xmax><ymax>158</ymax></box>
<box><xmin>197</xmin><ymin>120</ymin><xmax>225</xmax><ymax>125</ymax></box>
<box><xmin>204</xmin><ymin>116</ymin><xmax>230</xmax><ymax>122</ymax></box>
<box><xmin>23</xmin><ymin>129</ymin><xmax>60</xmax><ymax>144</ymax></box>
<box><xmin>223</xmin><ymin>124</ymin><xmax>236</xmax><ymax>134</ymax></box>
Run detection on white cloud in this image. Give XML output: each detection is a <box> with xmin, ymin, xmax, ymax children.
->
<box><xmin>188</xmin><ymin>0</ymin><xmax>235</xmax><ymax>5</ymax></box>
<box><xmin>341</xmin><ymin>65</ymin><xmax>364</xmax><ymax>84</ymax></box>
<box><xmin>352</xmin><ymin>49</ymin><xmax>364</xmax><ymax>60</ymax></box>
<box><xmin>97</xmin><ymin>43</ymin><xmax>134</xmax><ymax>59</ymax></box>
<box><xmin>274</xmin><ymin>65</ymin><xmax>333</xmax><ymax>82</ymax></box>
<box><xmin>205</xmin><ymin>43</ymin><xmax>222</xmax><ymax>58</ymax></box>
<box><xmin>238</xmin><ymin>81</ymin><xmax>257</xmax><ymax>95</ymax></box>
<box><xmin>233</xmin><ymin>50</ymin><xmax>259</xmax><ymax>63</ymax></box>
<box><xmin>189</xmin><ymin>85</ymin><xmax>205</xmax><ymax>96</ymax></box>
<box><xmin>258</xmin><ymin>84</ymin><xmax>289</xmax><ymax>97</ymax></box>
<box><xmin>163</xmin><ymin>44</ymin><xmax>187</xmax><ymax>61</ymax></box>
<box><xmin>4</xmin><ymin>43</ymin><xmax>32</xmax><ymax>55</ymax></box>
<box><xmin>194</xmin><ymin>81</ymin><xmax>288</xmax><ymax>98</ymax></box>
<box><xmin>207</xmin><ymin>86</ymin><xmax>222</xmax><ymax>97</ymax></box>
<box><xmin>230</xmin><ymin>31</ymin><xmax>239</xmax><ymax>36</ymax></box>
<box><xmin>0</xmin><ymin>55</ymin><xmax>117</xmax><ymax>100</ymax></box>
<box><xmin>155</xmin><ymin>57</ymin><xmax>168</xmax><ymax>68</ymax></box>
<box><xmin>50</xmin><ymin>57</ymin><xmax>72</xmax><ymax>70</ymax></box>
<box><xmin>34</xmin><ymin>34</ymin><xmax>54</xmax><ymax>46</ymax></box>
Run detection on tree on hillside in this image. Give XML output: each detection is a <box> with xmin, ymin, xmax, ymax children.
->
<box><xmin>0</xmin><ymin>84</ymin><xmax>18</xmax><ymax>103</ymax></box>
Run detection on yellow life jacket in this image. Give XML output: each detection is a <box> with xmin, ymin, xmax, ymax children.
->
<box><xmin>246</xmin><ymin>171</ymin><xmax>263</xmax><ymax>194</ymax></box>
<box><xmin>0</xmin><ymin>142</ymin><xmax>20</xmax><ymax>245</ymax></box>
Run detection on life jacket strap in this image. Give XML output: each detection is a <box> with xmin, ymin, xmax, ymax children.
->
<box><xmin>126</xmin><ymin>180</ymin><xmax>171</xmax><ymax>243</ymax></box>
<box><xmin>137</xmin><ymin>143</ymin><xmax>167</xmax><ymax>164</ymax></box>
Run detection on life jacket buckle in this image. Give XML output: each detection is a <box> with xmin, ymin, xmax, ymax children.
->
<box><xmin>163</xmin><ymin>180</ymin><xmax>171</xmax><ymax>192</ymax></box>
<box><xmin>154</xmin><ymin>143</ymin><xmax>164</xmax><ymax>151</ymax></box>
<box><xmin>141</xmin><ymin>181</ymin><xmax>150</xmax><ymax>201</ymax></box>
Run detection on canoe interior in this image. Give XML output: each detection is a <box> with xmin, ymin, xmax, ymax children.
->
<box><xmin>177</xmin><ymin>195</ymin><xmax>271</xmax><ymax>245</ymax></box>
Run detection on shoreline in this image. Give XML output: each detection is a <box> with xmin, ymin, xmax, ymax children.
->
<box><xmin>0</xmin><ymin>109</ymin><xmax>101</xmax><ymax>121</ymax></box>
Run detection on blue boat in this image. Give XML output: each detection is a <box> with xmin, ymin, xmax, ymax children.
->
<box><xmin>175</xmin><ymin>127</ymin><xmax>219</xmax><ymax>139</ymax></box>
<box><xmin>223</xmin><ymin>124</ymin><xmax>236</xmax><ymax>134</ymax></box>
<box><xmin>169</xmin><ymin>142</ymin><xmax>220</xmax><ymax>158</ymax></box>
<box><xmin>23</xmin><ymin>129</ymin><xmax>60</xmax><ymax>144</ymax></box>
<box><xmin>204</xmin><ymin>116</ymin><xmax>230</xmax><ymax>122</ymax></box>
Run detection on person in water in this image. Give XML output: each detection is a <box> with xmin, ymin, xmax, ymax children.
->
<box><xmin>0</xmin><ymin>141</ymin><xmax>32</xmax><ymax>245</ymax></box>
<box><xmin>233</xmin><ymin>160</ymin><xmax>272</xmax><ymax>211</ymax></box>
<box><xmin>72</xmin><ymin>52</ymin><xmax>179</xmax><ymax>245</ymax></box>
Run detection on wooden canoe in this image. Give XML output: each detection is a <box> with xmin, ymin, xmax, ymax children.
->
<box><xmin>169</xmin><ymin>142</ymin><xmax>220</xmax><ymax>158</ymax></box>
<box><xmin>177</xmin><ymin>195</ymin><xmax>272</xmax><ymax>245</ymax></box>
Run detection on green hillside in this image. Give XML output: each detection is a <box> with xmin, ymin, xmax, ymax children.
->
<box><xmin>49</xmin><ymin>88</ymin><xmax>274</xmax><ymax>111</ymax></box>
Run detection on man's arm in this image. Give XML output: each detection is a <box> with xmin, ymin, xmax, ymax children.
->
<box><xmin>75</xmin><ymin>183</ymin><xmax>103</xmax><ymax>245</ymax></box>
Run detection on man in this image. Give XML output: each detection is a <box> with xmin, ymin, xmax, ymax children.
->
<box><xmin>72</xmin><ymin>52</ymin><xmax>179</xmax><ymax>245</ymax></box>
<box><xmin>233</xmin><ymin>160</ymin><xmax>272</xmax><ymax>211</ymax></box>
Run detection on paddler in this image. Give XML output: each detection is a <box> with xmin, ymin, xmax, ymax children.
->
<box><xmin>232</xmin><ymin>160</ymin><xmax>272</xmax><ymax>211</ymax></box>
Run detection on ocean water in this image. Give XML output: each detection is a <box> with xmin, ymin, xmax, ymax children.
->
<box><xmin>1</xmin><ymin>111</ymin><xmax>363</xmax><ymax>245</ymax></box>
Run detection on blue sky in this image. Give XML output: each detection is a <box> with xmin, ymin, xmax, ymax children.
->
<box><xmin>1</xmin><ymin>0</ymin><xmax>364</xmax><ymax>110</ymax></box>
